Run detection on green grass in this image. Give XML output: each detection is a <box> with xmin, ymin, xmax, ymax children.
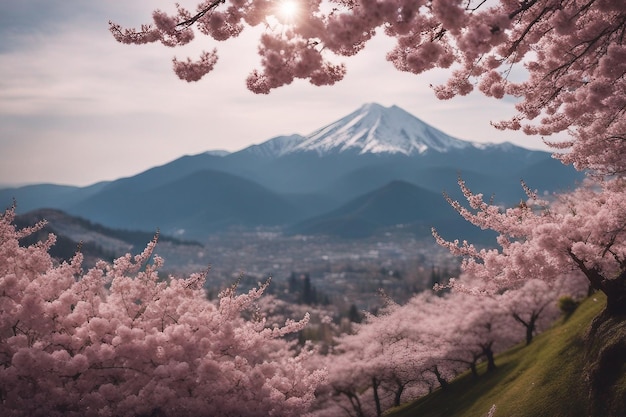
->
<box><xmin>386</xmin><ymin>294</ymin><xmax>607</xmax><ymax>417</ymax></box>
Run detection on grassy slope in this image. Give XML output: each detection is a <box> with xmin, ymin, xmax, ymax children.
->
<box><xmin>387</xmin><ymin>293</ymin><xmax>607</xmax><ymax>417</ymax></box>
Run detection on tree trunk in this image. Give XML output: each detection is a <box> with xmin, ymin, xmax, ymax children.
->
<box><xmin>483</xmin><ymin>344</ymin><xmax>496</xmax><ymax>372</ymax></box>
<box><xmin>525</xmin><ymin>326</ymin><xmax>533</xmax><ymax>345</ymax></box>
<box><xmin>570</xmin><ymin>252</ymin><xmax>626</xmax><ymax>316</ymax></box>
<box><xmin>393</xmin><ymin>380</ymin><xmax>405</xmax><ymax>407</ymax></box>
<box><xmin>512</xmin><ymin>311</ymin><xmax>538</xmax><ymax>345</ymax></box>
<box><xmin>338</xmin><ymin>389</ymin><xmax>365</xmax><ymax>417</ymax></box>
<box><xmin>470</xmin><ymin>362</ymin><xmax>478</xmax><ymax>378</ymax></box>
<box><xmin>372</xmin><ymin>377</ymin><xmax>382</xmax><ymax>417</ymax></box>
<box><xmin>432</xmin><ymin>365</ymin><xmax>448</xmax><ymax>390</ymax></box>
<box><xmin>603</xmin><ymin>272</ymin><xmax>626</xmax><ymax>316</ymax></box>
<box><xmin>526</xmin><ymin>314</ymin><xmax>537</xmax><ymax>345</ymax></box>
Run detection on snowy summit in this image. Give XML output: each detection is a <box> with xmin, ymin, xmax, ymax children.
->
<box><xmin>294</xmin><ymin>103</ymin><xmax>472</xmax><ymax>156</ymax></box>
<box><xmin>245</xmin><ymin>103</ymin><xmax>502</xmax><ymax>158</ymax></box>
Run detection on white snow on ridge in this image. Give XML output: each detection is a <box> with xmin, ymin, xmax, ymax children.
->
<box><xmin>244</xmin><ymin>134</ymin><xmax>305</xmax><ymax>157</ymax></box>
<box><xmin>203</xmin><ymin>150</ymin><xmax>231</xmax><ymax>157</ymax></box>
<box><xmin>238</xmin><ymin>103</ymin><xmax>511</xmax><ymax>158</ymax></box>
<box><xmin>293</xmin><ymin>103</ymin><xmax>474</xmax><ymax>156</ymax></box>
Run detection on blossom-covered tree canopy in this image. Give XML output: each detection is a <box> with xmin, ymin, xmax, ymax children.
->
<box><xmin>110</xmin><ymin>0</ymin><xmax>625</xmax><ymax>174</ymax></box>
<box><xmin>309</xmin><ymin>280</ymin><xmax>576</xmax><ymax>416</ymax></box>
<box><xmin>0</xmin><ymin>206</ymin><xmax>325</xmax><ymax>417</ymax></box>
<box><xmin>433</xmin><ymin>177</ymin><xmax>626</xmax><ymax>314</ymax></box>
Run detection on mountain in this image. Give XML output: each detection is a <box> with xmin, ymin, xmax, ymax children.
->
<box><xmin>14</xmin><ymin>209</ymin><xmax>201</xmax><ymax>267</ymax></box>
<box><xmin>291</xmin><ymin>103</ymin><xmax>473</xmax><ymax>155</ymax></box>
<box><xmin>290</xmin><ymin>180</ymin><xmax>494</xmax><ymax>240</ymax></box>
<box><xmin>0</xmin><ymin>182</ymin><xmax>110</xmax><ymax>213</ymax></box>
<box><xmin>226</xmin><ymin>103</ymin><xmax>577</xmax><ymax>201</ymax></box>
<box><xmin>235</xmin><ymin>103</ymin><xmax>483</xmax><ymax>158</ymax></box>
<box><xmin>289</xmin><ymin>180</ymin><xmax>449</xmax><ymax>237</ymax></box>
<box><xmin>204</xmin><ymin>150</ymin><xmax>231</xmax><ymax>157</ymax></box>
<box><xmin>67</xmin><ymin>169</ymin><xmax>302</xmax><ymax>236</ymax></box>
<box><xmin>0</xmin><ymin>103</ymin><xmax>585</xmax><ymax>239</ymax></box>
<box><xmin>241</xmin><ymin>134</ymin><xmax>306</xmax><ymax>158</ymax></box>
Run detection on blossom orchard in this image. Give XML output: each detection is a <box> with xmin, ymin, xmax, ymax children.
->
<box><xmin>0</xmin><ymin>204</ymin><xmax>571</xmax><ymax>417</ymax></box>
<box><xmin>0</xmin><ymin>207</ymin><xmax>325</xmax><ymax>417</ymax></box>
<box><xmin>310</xmin><ymin>280</ymin><xmax>573</xmax><ymax>416</ymax></box>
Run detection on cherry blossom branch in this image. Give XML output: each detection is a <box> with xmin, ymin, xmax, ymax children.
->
<box><xmin>176</xmin><ymin>0</ymin><xmax>226</xmax><ymax>29</ymax></box>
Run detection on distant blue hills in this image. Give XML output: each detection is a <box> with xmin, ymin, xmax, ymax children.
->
<box><xmin>1</xmin><ymin>103</ymin><xmax>584</xmax><ymax>241</ymax></box>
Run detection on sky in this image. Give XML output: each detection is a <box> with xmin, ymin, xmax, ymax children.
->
<box><xmin>0</xmin><ymin>0</ymin><xmax>556</xmax><ymax>188</ymax></box>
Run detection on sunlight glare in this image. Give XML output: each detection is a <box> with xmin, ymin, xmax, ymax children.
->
<box><xmin>279</xmin><ymin>0</ymin><xmax>299</xmax><ymax>20</ymax></box>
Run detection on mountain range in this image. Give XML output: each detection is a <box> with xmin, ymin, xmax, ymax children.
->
<box><xmin>13</xmin><ymin>208</ymin><xmax>201</xmax><ymax>267</ymax></box>
<box><xmin>1</xmin><ymin>103</ymin><xmax>584</xmax><ymax>240</ymax></box>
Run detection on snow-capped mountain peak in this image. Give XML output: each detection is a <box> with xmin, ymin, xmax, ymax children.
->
<box><xmin>292</xmin><ymin>103</ymin><xmax>472</xmax><ymax>155</ymax></box>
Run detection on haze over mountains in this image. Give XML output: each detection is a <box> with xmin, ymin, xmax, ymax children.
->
<box><xmin>1</xmin><ymin>103</ymin><xmax>584</xmax><ymax>240</ymax></box>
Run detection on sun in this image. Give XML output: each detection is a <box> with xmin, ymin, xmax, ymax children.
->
<box><xmin>278</xmin><ymin>0</ymin><xmax>299</xmax><ymax>20</ymax></box>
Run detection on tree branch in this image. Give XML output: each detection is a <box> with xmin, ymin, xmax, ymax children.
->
<box><xmin>176</xmin><ymin>0</ymin><xmax>226</xmax><ymax>29</ymax></box>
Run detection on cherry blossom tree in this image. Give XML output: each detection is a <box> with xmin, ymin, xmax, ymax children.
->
<box><xmin>318</xmin><ymin>304</ymin><xmax>408</xmax><ymax>417</ymax></box>
<box><xmin>502</xmin><ymin>279</ymin><xmax>560</xmax><ymax>345</ymax></box>
<box><xmin>110</xmin><ymin>0</ymin><xmax>625</xmax><ymax>174</ymax></box>
<box><xmin>433</xmin><ymin>177</ymin><xmax>626</xmax><ymax>315</ymax></box>
<box><xmin>500</xmin><ymin>277</ymin><xmax>587</xmax><ymax>345</ymax></box>
<box><xmin>431</xmin><ymin>290</ymin><xmax>520</xmax><ymax>375</ymax></box>
<box><xmin>312</xmin><ymin>294</ymin><xmax>442</xmax><ymax>417</ymax></box>
<box><xmin>0</xmin><ymin>206</ymin><xmax>325</xmax><ymax>417</ymax></box>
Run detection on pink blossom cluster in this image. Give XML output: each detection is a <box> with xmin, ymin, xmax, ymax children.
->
<box><xmin>434</xmin><ymin>177</ymin><xmax>626</xmax><ymax>314</ymax></box>
<box><xmin>0</xmin><ymin>207</ymin><xmax>325</xmax><ymax>417</ymax></box>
